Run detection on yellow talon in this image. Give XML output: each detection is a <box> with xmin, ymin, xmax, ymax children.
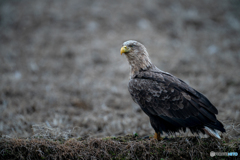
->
<box><xmin>153</xmin><ymin>132</ymin><xmax>163</xmax><ymax>141</ymax></box>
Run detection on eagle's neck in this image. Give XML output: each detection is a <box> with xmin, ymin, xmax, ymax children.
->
<box><xmin>127</xmin><ymin>55</ymin><xmax>152</xmax><ymax>78</ymax></box>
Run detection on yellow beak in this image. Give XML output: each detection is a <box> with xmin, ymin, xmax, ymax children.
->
<box><xmin>120</xmin><ymin>46</ymin><xmax>130</xmax><ymax>55</ymax></box>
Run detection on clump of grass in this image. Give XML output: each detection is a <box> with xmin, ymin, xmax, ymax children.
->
<box><xmin>0</xmin><ymin>134</ymin><xmax>239</xmax><ymax>160</ymax></box>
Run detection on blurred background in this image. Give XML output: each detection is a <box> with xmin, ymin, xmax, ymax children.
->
<box><xmin>0</xmin><ymin>0</ymin><xmax>240</xmax><ymax>138</ymax></box>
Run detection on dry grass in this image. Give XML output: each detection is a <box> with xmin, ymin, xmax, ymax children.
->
<box><xmin>1</xmin><ymin>124</ymin><xmax>240</xmax><ymax>159</ymax></box>
<box><xmin>1</xmin><ymin>134</ymin><xmax>239</xmax><ymax>160</ymax></box>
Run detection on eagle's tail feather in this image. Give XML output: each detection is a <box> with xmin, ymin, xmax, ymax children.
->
<box><xmin>203</xmin><ymin>126</ymin><xmax>221</xmax><ymax>139</ymax></box>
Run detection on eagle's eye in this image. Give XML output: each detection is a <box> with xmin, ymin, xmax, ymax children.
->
<box><xmin>129</xmin><ymin>45</ymin><xmax>134</xmax><ymax>47</ymax></box>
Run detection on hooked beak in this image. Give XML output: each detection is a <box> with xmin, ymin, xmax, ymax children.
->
<box><xmin>120</xmin><ymin>46</ymin><xmax>131</xmax><ymax>55</ymax></box>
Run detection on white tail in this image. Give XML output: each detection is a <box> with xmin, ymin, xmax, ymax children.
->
<box><xmin>203</xmin><ymin>126</ymin><xmax>221</xmax><ymax>139</ymax></box>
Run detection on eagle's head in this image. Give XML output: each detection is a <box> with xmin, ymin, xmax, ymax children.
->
<box><xmin>120</xmin><ymin>40</ymin><xmax>152</xmax><ymax>77</ymax></box>
<box><xmin>120</xmin><ymin>40</ymin><xmax>149</xmax><ymax>57</ymax></box>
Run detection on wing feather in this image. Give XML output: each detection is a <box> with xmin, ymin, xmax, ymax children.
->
<box><xmin>129</xmin><ymin>70</ymin><xmax>221</xmax><ymax>130</ymax></box>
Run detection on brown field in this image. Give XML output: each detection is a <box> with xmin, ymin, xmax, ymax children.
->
<box><xmin>0</xmin><ymin>0</ymin><xmax>240</xmax><ymax>159</ymax></box>
<box><xmin>0</xmin><ymin>135</ymin><xmax>239</xmax><ymax>160</ymax></box>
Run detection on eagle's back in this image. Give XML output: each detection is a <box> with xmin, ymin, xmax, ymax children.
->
<box><xmin>128</xmin><ymin>69</ymin><xmax>225</xmax><ymax>134</ymax></box>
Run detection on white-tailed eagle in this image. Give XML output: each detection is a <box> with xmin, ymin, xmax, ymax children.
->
<box><xmin>120</xmin><ymin>40</ymin><xmax>225</xmax><ymax>140</ymax></box>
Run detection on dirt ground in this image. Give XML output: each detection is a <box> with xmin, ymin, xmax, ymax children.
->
<box><xmin>0</xmin><ymin>0</ymin><xmax>240</xmax><ymax>139</ymax></box>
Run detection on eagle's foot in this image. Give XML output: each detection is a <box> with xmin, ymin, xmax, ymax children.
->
<box><xmin>140</xmin><ymin>133</ymin><xmax>164</xmax><ymax>141</ymax></box>
<box><xmin>154</xmin><ymin>132</ymin><xmax>163</xmax><ymax>141</ymax></box>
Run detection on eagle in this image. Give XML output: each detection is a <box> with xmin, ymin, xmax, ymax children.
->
<box><xmin>120</xmin><ymin>40</ymin><xmax>225</xmax><ymax>140</ymax></box>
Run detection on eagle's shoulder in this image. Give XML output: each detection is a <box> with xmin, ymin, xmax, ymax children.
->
<box><xmin>129</xmin><ymin>69</ymin><xmax>199</xmax><ymax>98</ymax></box>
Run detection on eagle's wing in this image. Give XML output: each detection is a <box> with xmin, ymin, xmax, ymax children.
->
<box><xmin>128</xmin><ymin>70</ymin><xmax>224</xmax><ymax>131</ymax></box>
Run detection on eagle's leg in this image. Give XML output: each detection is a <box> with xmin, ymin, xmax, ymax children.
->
<box><xmin>149</xmin><ymin>116</ymin><xmax>163</xmax><ymax>140</ymax></box>
<box><xmin>153</xmin><ymin>132</ymin><xmax>163</xmax><ymax>141</ymax></box>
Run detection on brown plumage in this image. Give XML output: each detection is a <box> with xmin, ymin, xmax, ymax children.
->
<box><xmin>120</xmin><ymin>40</ymin><xmax>225</xmax><ymax>140</ymax></box>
